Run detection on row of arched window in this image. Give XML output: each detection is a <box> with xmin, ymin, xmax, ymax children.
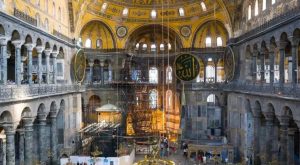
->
<box><xmin>248</xmin><ymin>0</ymin><xmax>276</xmax><ymax>20</ymax></box>
<box><xmin>36</xmin><ymin>0</ymin><xmax>63</xmax><ymax>22</ymax></box>
<box><xmin>205</xmin><ymin>37</ymin><xmax>223</xmax><ymax>47</ymax></box>
<box><xmin>148</xmin><ymin>89</ymin><xmax>173</xmax><ymax>110</ymax></box>
<box><xmin>101</xmin><ymin>2</ymin><xmax>207</xmax><ymax>18</ymax></box>
<box><xmin>84</xmin><ymin>38</ymin><xmax>103</xmax><ymax>49</ymax></box>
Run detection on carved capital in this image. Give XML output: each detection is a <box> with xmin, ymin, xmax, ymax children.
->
<box><xmin>44</xmin><ymin>49</ymin><xmax>52</xmax><ymax>56</ymax></box>
<box><xmin>36</xmin><ymin>46</ymin><xmax>44</xmax><ymax>54</ymax></box>
<box><xmin>12</xmin><ymin>40</ymin><xmax>23</xmax><ymax>49</ymax></box>
<box><xmin>278</xmin><ymin>41</ymin><xmax>288</xmax><ymax>50</ymax></box>
<box><xmin>288</xmin><ymin>128</ymin><xmax>297</xmax><ymax>136</ymax></box>
<box><xmin>2</xmin><ymin>123</ymin><xmax>15</xmax><ymax>134</ymax></box>
<box><xmin>0</xmin><ymin>37</ymin><xmax>8</xmax><ymax>46</ymax></box>
<box><xmin>263</xmin><ymin>111</ymin><xmax>274</xmax><ymax>122</ymax></box>
<box><xmin>51</xmin><ymin>51</ymin><xmax>59</xmax><ymax>58</ymax></box>
<box><xmin>280</xmin><ymin>116</ymin><xmax>290</xmax><ymax>127</ymax></box>
<box><xmin>25</xmin><ymin>43</ymin><xmax>35</xmax><ymax>51</ymax></box>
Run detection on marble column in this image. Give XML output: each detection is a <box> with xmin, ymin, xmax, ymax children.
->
<box><xmin>260</xmin><ymin>51</ymin><xmax>265</xmax><ymax>83</ymax></box>
<box><xmin>100</xmin><ymin>60</ymin><xmax>104</xmax><ymax>85</ymax></box>
<box><xmin>12</xmin><ymin>40</ymin><xmax>22</xmax><ymax>85</ymax></box>
<box><xmin>89</xmin><ymin>62</ymin><xmax>94</xmax><ymax>84</ymax></box>
<box><xmin>50</xmin><ymin>113</ymin><xmax>58</xmax><ymax>164</ymax></box>
<box><xmin>0</xmin><ymin>37</ymin><xmax>7</xmax><ymax>85</ymax></box>
<box><xmin>3</xmin><ymin>124</ymin><xmax>15</xmax><ymax>165</ymax></box>
<box><xmin>25</xmin><ymin>44</ymin><xmax>34</xmax><ymax>85</ymax></box>
<box><xmin>17</xmin><ymin>129</ymin><xmax>25</xmax><ymax>165</ymax></box>
<box><xmin>279</xmin><ymin>116</ymin><xmax>289</xmax><ymax>165</ymax></box>
<box><xmin>252</xmin><ymin>51</ymin><xmax>258</xmax><ymax>82</ymax></box>
<box><xmin>287</xmin><ymin>128</ymin><xmax>296</xmax><ymax>165</ymax></box>
<box><xmin>23</xmin><ymin>117</ymin><xmax>33</xmax><ymax>165</ymax></box>
<box><xmin>269</xmin><ymin>49</ymin><xmax>275</xmax><ymax>85</ymax></box>
<box><xmin>279</xmin><ymin>42</ymin><xmax>287</xmax><ymax>86</ymax></box>
<box><xmin>1</xmin><ymin>138</ymin><xmax>6</xmax><ymax>165</ymax></box>
<box><xmin>253</xmin><ymin>113</ymin><xmax>261</xmax><ymax>164</ymax></box>
<box><xmin>263</xmin><ymin>112</ymin><xmax>274</xmax><ymax>163</ymax></box>
<box><xmin>37</xmin><ymin>118</ymin><xmax>47</xmax><ymax>163</ymax></box>
<box><xmin>214</xmin><ymin>61</ymin><xmax>218</xmax><ymax>83</ymax></box>
<box><xmin>36</xmin><ymin>47</ymin><xmax>43</xmax><ymax>84</ymax></box>
<box><xmin>44</xmin><ymin>49</ymin><xmax>51</xmax><ymax>84</ymax></box>
<box><xmin>203</xmin><ymin>62</ymin><xmax>207</xmax><ymax>83</ymax></box>
<box><xmin>52</xmin><ymin>52</ymin><xmax>58</xmax><ymax>84</ymax></box>
<box><xmin>291</xmin><ymin>40</ymin><xmax>299</xmax><ymax>86</ymax></box>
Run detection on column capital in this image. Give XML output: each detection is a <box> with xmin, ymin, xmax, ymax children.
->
<box><xmin>51</xmin><ymin>51</ymin><xmax>59</xmax><ymax>58</ymax></box>
<box><xmin>288</xmin><ymin>36</ymin><xmax>299</xmax><ymax>47</ymax></box>
<box><xmin>277</xmin><ymin>41</ymin><xmax>288</xmax><ymax>50</ymax></box>
<box><xmin>2</xmin><ymin>123</ymin><xmax>15</xmax><ymax>134</ymax></box>
<box><xmin>44</xmin><ymin>49</ymin><xmax>52</xmax><ymax>56</ymax></box>
<box><xmin>25</xmin><ymin>43</ymin><xmax>35</xmax><ymax>51</ymax></box>
<box><xmin>89</xmin><ymin>62</ymin><xmax>94</xmax><ymax>67</ymax></box>
<box><xmin>17</xmin><ymin>128</ymin><xmax>25</xmax><ymax>135</ymax></box>
<box><xmin>0</xmin><ymin>37</ymin><xmax>8</xmax><ymax>46</ymax></box>
<box><xmin>36</xmin><ymin>46</ymin><xmax>44</xmax><ymax>53</ymax></box>
<box><xmin>12</xmin><ymin>40</ymin><xmax>23</xmax><ymax>49</ymax></box>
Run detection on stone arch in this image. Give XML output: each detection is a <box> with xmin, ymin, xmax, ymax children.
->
<box><xmin>88</xmin><ymin>95</ymin><xmax>101</xmax><ymax>110</ymax></box>
<box><xmin>206</xmin><ymin>93</ymin><xmax>220</xmax><ymax>106</ymax></box>
<box><xmin>0</xmin><ymin>111</ymin><xmax>13</xmax><ymax>123</ymax></box>
<box><xmin>50</xmin><ymin>101</ymin><xmax>57</xmax><ymax>117</ymax></box>
<box><xmin>45</xmin><ymin>42</ymin><xmax>51</xmax><ymax>49</ymax></box>
<box><xmin>253</xmin><ymin>100</ymin><xmax>262</xmax><ymax>116</ymax></box>
<box><xmin>25</xmin><ymin>35</ymin><xmax>33</xmax><ymax>44</ymax></box>
<box><xmin>11</xmin><ymin>30</ymin><xmax>21</xmax><ymax>41</ymax></box>
<box><xmin>21</xmin><ymin>107</ymin><xmax>32</xmax><ymax>118</ymax></box>
<box><xmin>58</xmin><ymin>47</ymin><xmax>64</xmax><ymax>59</ymax></box>
<box><xmin>53</xmin><ymin>44</ymin><xmax>57</xmax><ymax>52</ymax></box>
<box><xmin>37</xmin><ymin>103</ymin><xmax>46</xmax><ymax>119</ymax></box>
<box><xmin>36</xmin><ymin>38</ymin><xmax>43</xmax><ymax>47</ymax></box>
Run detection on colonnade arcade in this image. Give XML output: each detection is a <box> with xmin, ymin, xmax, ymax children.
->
<box><xmin>0</xmin><ymin>100</ymin><xmax>65</xmax><ymax>165</ymax></box>
<box><xmin>0</xmin><ymin>24</ymin><xmax>65</xmax><ymax>85</ymax></box>
<box><xmin>245</xmin><ymin>99</ymin><xmax>300</xmax><ymax>164</ymax></box>
<box><xmin>245</xmin><ymin>28</ymin><xmax>300</xmax><ymax>86</ymax></box>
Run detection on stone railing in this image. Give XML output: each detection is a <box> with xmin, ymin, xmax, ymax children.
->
<box><xmin>0</xmin><ymin>84</ymin><xmax>84</xmax><ymax>102</ymax></box>
<box><xmin>53</xmin><ymin>29</ymin><xmax>74</xmax><ymax>43</ymax></box>
<box><xmin>13</xmin><ymin>8</ymin><xmax>37</xmax><ymax>26</ymax></box>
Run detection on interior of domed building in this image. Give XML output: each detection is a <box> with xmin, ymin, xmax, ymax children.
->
<box><xmin>0</xmin><ymin>0</ymin><xmax>299</xmax><ymax>164</ymax></box>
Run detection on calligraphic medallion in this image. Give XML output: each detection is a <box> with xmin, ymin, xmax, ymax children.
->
<box><xmin>174</xmin><ymin>54</ymin><xmax>200</xmax><ymax>81</ymax></box>
<box><xmin>224</xmin><ymin>46</ymin><xmax>235</xmax><ymax>81</ymax></box>
<box><xmin>180</xmin><ymin>26</ymin><xmax>191</xmax><ymax>37</ymax></box>
<box><xmin>116</xmin><ymin>26</ymin><xmax>128</xmax><ymax>38</ymax></box>
<box><xmin>73</xmin><ymin>49</ymin><xmax>86</xmax><ymax>83</ymax></box>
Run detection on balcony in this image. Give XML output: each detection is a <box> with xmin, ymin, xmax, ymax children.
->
<box><xmin>0</xmin><ymin>84</ymin><xmax>84</xmax><ymax>102</ymax></box>
<box><xmin>13</xmin><ymin>8</ymin><xmax>37</xmax><ymax>26</ymax></box>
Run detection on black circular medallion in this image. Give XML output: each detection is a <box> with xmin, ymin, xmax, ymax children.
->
<box><xmin>174</xmin><ymin>54</ymin><xmax>200</xmax><ymax>81</ymax></box>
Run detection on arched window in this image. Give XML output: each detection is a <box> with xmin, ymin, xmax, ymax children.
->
<box><xmin>207</xmin><ymin>94</ymin><xmax>216</xmax><ymax>104</ymax></box>
<box><xmin>151</xmin><ymin>10</ymin><xmax>157</xmax><ymax>19</ymax></box>
<box><xmin>205</xmin><ymin>37</ymin><xmax>212</xmax><ymax>47</ymax></box>
<box><xmin>272</xmin><ymin>0</ymin><xmax>276</xmax><ymax>5</ymax></box>
<box><xmin>149</xmin><ymin>67</ymin><xmax>158</xmax><ymax>83</ymax></box>
<box><xmin>101</xmin><ymin>2</ymin><xmax>108</xmax><ymax>13</ymax></box>
<box><xmin>44</xmin><ymin>18</ymin><xmax>49</xmax><ymax>31</ymax></box>
<box><xmin>85</xmin><ymin>38</ymin><xmax>92</xmax><ymax>48</ymax></box>
<box><xmin>149</xmin><ymin>89</ymin><xmax>158</xmax><ymax>109</ymax></box>
<box><xmin>254</xmin><ymin>0</ymin><xmax>259</xmax><ymax>16</ymax></box>
<box><xmin>35</xmin><ymin>13</ymin><xmax>40</xmax><ymax>27</ymax></box>
<box><xmin>151</xmin><ymin>44</ymin><xmax>156</xmax><ymax>52</ymax></box>
<box><xmin>166</xmin><ymin>90</ymin><xmax>172</xmax><ymax>110</ymax></box>
<box><xmin>201</xmin><ymin>2</ymin><xmax>207</xmax><ymax>11</ymax></box>
<box><xmin>96</xmin><ymin>39</ymin><xmax>102</xmax><ymax>49</ymax></box>
<box><xmin>160</xmin><ymin>43</ymin><xmax>165</xmax><ymax>51</ymax></box>
<box><xmin>58</xmin><ymin>7</ymin><xmax>61</xmax><ymax>21</ymax></box>
<box><xmin>135</xmin><ymin>43</ymin><xmax>140</xmax><ymax>50</ymax></box>
<box><xmin>168</xmin><ymin>43</ymin><xmax>172</xmax><ymax>50</ymax></box>
<box><xmin>206</xmin><ymin>61</ymin><xmax>215</xmax><ymax>83</ymax></box>
<box><xmin>248</xmin><ymin>5</ymin><xmax>252</xmax><ymax>20</ymax></box>
<box><xmin>166</xmin><ymin>66</ymin><xmax>172</xmax><ymax>84</ymax></box>
<box><xmin>122</xmin><ymin>8</ymin><xmax>129</xmax><ymax>17</ymax></box>
<box><xmin>142</xmin><ymin>43</ymin><xmax>147</xmax><ymax>50</ymax></box>
<box><xmin>179</xmin><ymin>8</ymin><xmax>185</xmax><ymax>16</ymax></box>
<box><xmin>217</xmin><ymin>37</ymin><xmax>223</xmax><ymax>47</ymax></box>
<box><xmin>262</xmin><ymin>0</ymin><xmax>266</xmax><ymax>11</ymax></box>
<box><xmin>52</xmin><ymin>2</ymin><xmax>56</xmax><ymax>17</ymax></box>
